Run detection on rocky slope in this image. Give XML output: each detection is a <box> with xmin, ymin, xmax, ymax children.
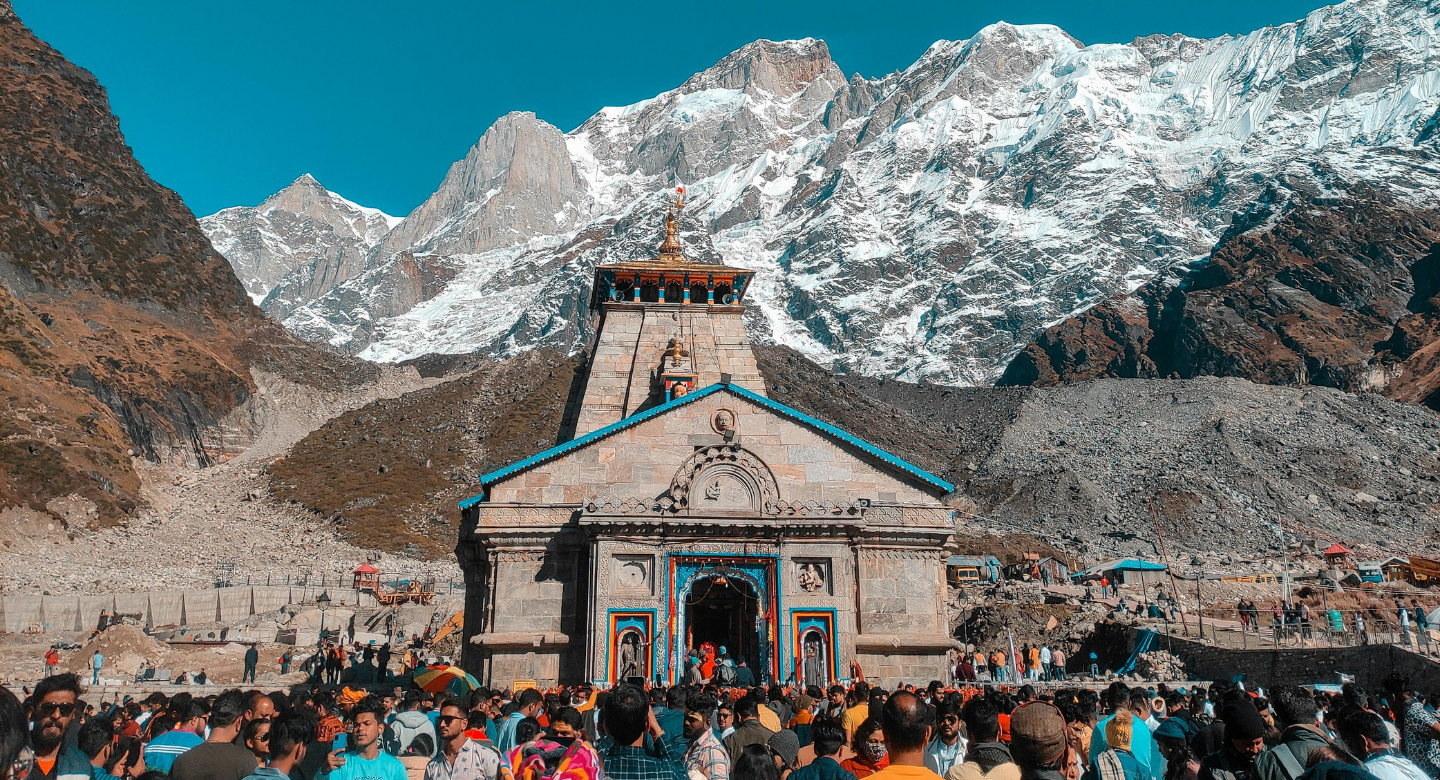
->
<box><xmin>998</xmin><ymin>188</ymin><xmax>1440</xmax><ymax>409</ymax></box>
<box><xmin>200</xmin><ymin>174</ymin><xmax>399</xmax><ymax>313</ymax></box>
<box><xmin>208</xmin><ymin>0</ymin><xmax>1440</xmax><ymax>385</ymax></box>
<box><xmin>271</xmin><ymin>345</ymin><xmax>1440</xmax><ymax>559</ymax></box>
<box><xmin>0</xmin><ymin>1</ymin><xmax>371</xmax><ymax>530</ymax></box>
<box><xmin>1</xmin><ymin>366</ymin><xmax>459</xmax><ymax>596</ymax></box>
<box><xmin>268</xmin><ymin>350</ymin><xmax>583</xmax><ymax>554</ymax></box>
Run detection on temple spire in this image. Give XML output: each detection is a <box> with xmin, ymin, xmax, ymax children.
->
<box><xmin>658</xmin><ymin>186</ymin><xmax>685</xmax><ymax>263</ymax></box>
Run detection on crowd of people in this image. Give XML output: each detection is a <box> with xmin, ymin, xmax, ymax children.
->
<box><xmin>5</xmin><ymin>672</ymin><xmax>1440</xmax><ymax>780</ymax></box>
<box><xmin>951</xmin><ymin>647</ymin><xmax>1072</xmax><ymax>683</ymax></box>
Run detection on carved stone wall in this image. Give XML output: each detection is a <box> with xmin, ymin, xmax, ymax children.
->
<box><xmin>778</xmin><ymin>541</ymin><xmax>858</xmax><ymax>681</ymax></box>
<box><xmin>465</xmin><ymin>532</ymin><xmax>587</xmax><ymax>687</ymax></box>
<box><xmin>589</xmin><ymin>539</ymin><xmax>668</xmax><ymax>682</ymax></box>
<box><xmin>856</xmin><ymin>547</ymin><xmax>947</xmax><ymax>637</ymax></box>
<box><xmin>575</xmin><ymin>307</ymin><xmax>765</xmax><ymax>436</ymax></box>
<box><xmin>490</xmin><ymin>392</ymin><xmax>938</xmax><ymax>507</ymax></box>
<box><xmin>855</xmin><ymin>650</ymin><xmax>951</xmax><ymax>687</ymax></box>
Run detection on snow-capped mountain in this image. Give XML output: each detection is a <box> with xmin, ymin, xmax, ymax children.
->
<box><xmin>200</xmin><ymin>173</ymin><xmax>399</xmax><ymax>312</ymax></box>
<box><xmin>205</xmin><ymin>0</ymin><xmax>1440</xmax><ymax>385</ymax></box>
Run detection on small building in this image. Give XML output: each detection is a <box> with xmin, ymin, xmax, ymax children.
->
<box><xmin>352</xmin><ymin>562</ymin><xmax>379</xmax><ymax>592</ymax></box>
<box><xmin>1323</xmin><ymin>543</ymin><xmax>1354</xmax><ymax>568</ymax></box>
<box><xmin>1376</xmin><ymin>557</ymin><xmax>1411</xmax><ymax>582</ymax></box>
<box><xmin>946</xmin><ymin>555</ymin><xmax>1002</xmax><ymax>586</ymax></box>
<box><xmin>1072</xmin><ymin>558</ymin><xmax>1168</xmax><ymax>587</ymax></box>
<box><xmin>1003</xmin><ymin>554</ymin><xmax>1071</xmax><ymax>584</ymax></box>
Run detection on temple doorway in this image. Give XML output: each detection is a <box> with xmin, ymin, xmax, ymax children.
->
<box><xmin>685</xmin><ymin>575</ymin><xmax>761</xmax><ymax>677</ymax></box>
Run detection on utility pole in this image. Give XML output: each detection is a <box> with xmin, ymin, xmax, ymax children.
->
<box><xmin>1150</xmin><ymin>498</ymin><xmax>1190</xmax><ymax>635</ymax></box>
<box><xmin>1197</xmin><ymin>569</ymin><xmax>1204</xmax><ymax>641</ymax></box>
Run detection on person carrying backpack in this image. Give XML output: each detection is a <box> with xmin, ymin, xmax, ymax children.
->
<box><xmin>1253</xmin><ymin>687</ymin><xmax>1332</xmax><ymax>780</ymax></box>
<box><xmin>715</xmin><ymin>650</ymin><xmax>738</xmax><ymax>687</ymax></box>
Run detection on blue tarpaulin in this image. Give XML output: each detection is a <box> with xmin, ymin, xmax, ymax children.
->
<box><xmin>1117</xmin><ymin>628</ymin><xmax>1159</xmax><ymax>675</ymax></box>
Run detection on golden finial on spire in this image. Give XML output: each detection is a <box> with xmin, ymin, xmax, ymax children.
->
<box><xmin>658</xmin><ymin>186</ymin><xmax>685</xmax><ymax>261</ymax></box>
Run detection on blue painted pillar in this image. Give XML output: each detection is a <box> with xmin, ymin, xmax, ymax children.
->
<box><xmin>707</xmin><ymin>287</ymin><xmax>714</xmax><ymax>304</ymax></box>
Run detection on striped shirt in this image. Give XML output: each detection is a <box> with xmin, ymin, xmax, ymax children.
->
<box><xmin>685</xmin><ymin>729</ymin><xmax>731</xmax><ymax>780</ymax></box>
<box><xmin>427</xmin><ymin>738</ymin><xmax>514</xmax><ymax>780</ymax></box>
<box><xmin>143</xmin><ymin>730</ymin><xmax>203</xmax><ymax>774</ymax></box>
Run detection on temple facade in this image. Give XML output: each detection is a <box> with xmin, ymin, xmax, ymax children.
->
<box><xmin>456</xmin><ymin>205</ymin><xmax>960</xmax><ymax>688</ymax></box>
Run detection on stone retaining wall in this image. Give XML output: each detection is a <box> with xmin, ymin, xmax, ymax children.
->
<box><xmin>0</xmin><ymin>587</ymin><xmax>382</xmax><ymax>634</ymax></box>
<box><xmin>1137</xmin><ymin>629</ymin><xmax>1440</xmax><ymax>689</ymax></box>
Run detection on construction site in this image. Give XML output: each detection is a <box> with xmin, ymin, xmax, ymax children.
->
<box><xmin>0</xmin><ymin>562</ymin><xmax>465</xmax><ymax>690</ymax></box>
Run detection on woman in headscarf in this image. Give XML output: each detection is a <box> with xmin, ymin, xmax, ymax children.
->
<box><xmin>841</xmin><ymin>718</ymin><xmax>889</xmax><ymax>779</ymax></box>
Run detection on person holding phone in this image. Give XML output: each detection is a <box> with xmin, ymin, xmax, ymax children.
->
<box><xmin>324</xmin><ymin>696</ymin><xmax>407</xmax><ymax>780</ymax></box>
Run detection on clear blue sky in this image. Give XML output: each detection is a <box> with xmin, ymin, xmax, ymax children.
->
<box><xmin>16</xmin><ymin>0</ymin><xmax>1331</xmax><ymax>219</ymax></box>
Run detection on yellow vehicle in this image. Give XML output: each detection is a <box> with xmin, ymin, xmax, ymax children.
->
<box><xmin>427</xmin><ymin>612</ymin><xmax>464</xmax><ymax>647</ymax></box>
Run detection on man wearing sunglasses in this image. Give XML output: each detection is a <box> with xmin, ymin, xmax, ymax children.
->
<box><xmin>925</xmin><ymin>701</ymin><xmax>967</xmax><ymax>778</ymax></box>
<box><xmin>683</xmin><ymin>694</ymin><xmax>730</xmax><ymax>780</ymax></box>
<box><xmin>26</xmin><ymin>673</ymin><xmax>89</xmax><ymax>780</ymax></box>
<box><xmin>426</xmin><ymin>703</ymin><xmax>511</xmax><ymax>780</ymax></box>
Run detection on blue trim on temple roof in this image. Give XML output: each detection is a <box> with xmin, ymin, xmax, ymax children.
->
<box><xmin>721</xmin><ymin>384</ymin><xmax>954</xmax><ymax>495</ymax></box>
<box><xmin>458</xmin><ymin>383</ymin><xmax>953</xmax><ymax>509</ymax></box>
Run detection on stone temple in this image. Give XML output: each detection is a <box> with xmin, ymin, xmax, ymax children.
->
<box><xmin>456</xmin><ymin>203</ymin><xmax>959</xmax><ymax>688</ymax></box>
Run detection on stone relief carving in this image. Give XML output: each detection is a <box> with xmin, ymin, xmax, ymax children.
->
<box><xmin>865</xmin><ymin>506</ymin><xmax>955</xmax><ymax>527</ymax></box>
<box><xmin>772</xmin><ymin>500</ymin><xmax>865</xmax><ymax>517</ymax></box>
<box><xmin>475</xmin><ymin>506</ymin><xmax>578</xmax><ymax>527</ymax></box>
<box><xmin>670</xmin><ymin>444</ymin><xmax>779</xmax><ymax>513</ymax></box>
<box><xmin>712</xmin><ymin>408</ymin><xmax>737</xmax><ymax>434</ymax></box>
<box><xmin>614</xmin><ymin>555</ymin><xmax>652</xmax><ymax>591</ymax></box>
<box><xmin>796</xmin><ymin>560</ymin><xmax>829</xmax><ymax>593</ymax></box>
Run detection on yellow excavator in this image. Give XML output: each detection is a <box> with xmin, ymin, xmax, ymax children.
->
<box><xmin>426</xmin><ymin>611</ymin><xmax>464</xmax><ymax>651</ymax></box>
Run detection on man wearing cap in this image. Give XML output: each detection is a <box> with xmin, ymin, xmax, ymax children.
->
<box><xmin>1008</xmin><ymin>701</ymin><xmax>1069</xmax><ymax>780</ymax></box>
<box><xmin>770</xmin><ymin>730</ymin><xmax>802</xmax><ymax>775</ymax></box>
<box><xmin>1153</xmin><ymin>718</ymin><xmax>1200</xmax><ymax>780</ymax></box>
<box><xmin>1197</xmin><ymin>700</ymin><xmax>1268</xmax><ymax>780</ymax></box>
<box><xmin>866</xmin><ymin>692</ymin><xmax>944</xmax><ymax>780</ymax></box>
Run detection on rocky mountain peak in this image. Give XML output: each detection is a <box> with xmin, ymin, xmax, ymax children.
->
<box><xmin>208</xmin><ymin>0</ymin><xmax>1440</xmax><ymax>384</ymax></box>
<box><xmin>262</xmin><ymin>171</ymin><xmax>371</xmax><ymax>220</ymax></box>
<box><xmin>0</xmin><ymin>2</ymin><xmax>368</xmax><ymax>528</ymax></box>
<box><xmin>372</xmin><ymin>110</ymin><xmax>588</xmax><ymax>261</ymax></box>
<box><xmin>200</xmin><ymin>173</ymin><xmax>397</xmax><ymax>308</ymax></box>
<box><xmin>681</xmin><ymin>38</ymin><xmax>842</xmax><ymax>98</ymax></box>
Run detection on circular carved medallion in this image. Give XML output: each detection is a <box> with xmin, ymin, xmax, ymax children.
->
<box><xmin>617</xmin><ymin>559</ymin><xmax>648</xmax><ymax>589</ymax></box>
<box><xmin>712</xmin><ymin>409</ymin><xmax>737</xmax><ymax>434</ymax></box>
